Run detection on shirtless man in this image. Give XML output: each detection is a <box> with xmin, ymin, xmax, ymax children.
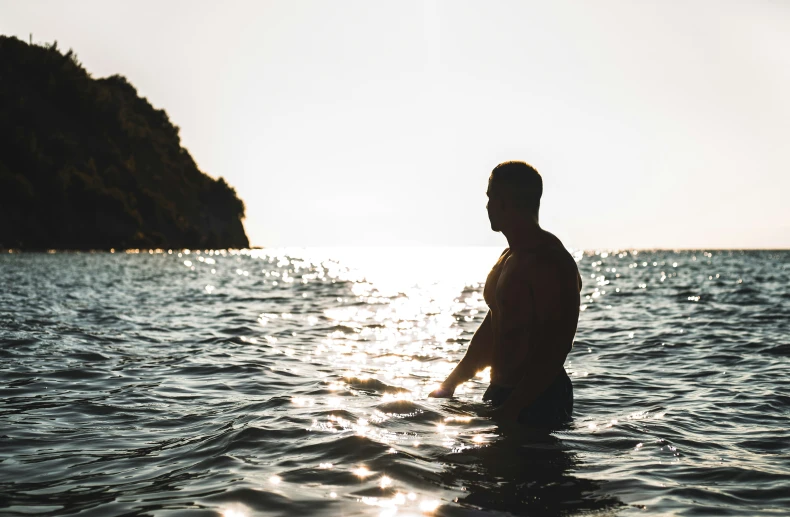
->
<box><xmin>429</xmin><ymin>161</ymin><xmax>582</xmax><ymax>426</ymax></box>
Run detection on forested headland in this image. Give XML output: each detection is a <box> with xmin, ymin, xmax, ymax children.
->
<box><xmin>0</xmin><ymin>36</ymin><xmax>250</xmax><ymax>250</ymax></box>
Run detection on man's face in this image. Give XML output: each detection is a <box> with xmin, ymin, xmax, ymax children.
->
<box><xmin>486</xmin><ymin>178</ymin><xmax>505</xmax><ymax>232</ymax></box>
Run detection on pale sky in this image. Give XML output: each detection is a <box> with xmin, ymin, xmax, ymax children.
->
<box><xmin>2</xmin><ymin>0</ymin><xmax>789</xmax><ymax>248</ymax></box>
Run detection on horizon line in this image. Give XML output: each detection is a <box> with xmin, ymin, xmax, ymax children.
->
<box><xmin>3</xmin><ymin>246</ymin><xmax>789</xmax><ymax>253</ymax></box>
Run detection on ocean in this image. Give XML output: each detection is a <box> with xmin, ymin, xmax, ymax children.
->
<box><xmin>1</xmin><ymin>248</ymin><xmax>788</xmax><ymax>516</ymax></box>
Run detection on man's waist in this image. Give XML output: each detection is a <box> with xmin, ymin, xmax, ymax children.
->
<box><xmin>484</xmin><ymin>367</ymin><xmax>571</xmax><ymax>406</ymax></box>
<box><xmin>489</xmin><ymin>365</ymin><xmax>568</xmax><ymax>389</ymax></box>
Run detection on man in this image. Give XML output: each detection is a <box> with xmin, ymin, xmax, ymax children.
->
<box><xmin>429</xmin><ymin>161</ymin><xmax>582</xmax><ymax>426</ymax></box>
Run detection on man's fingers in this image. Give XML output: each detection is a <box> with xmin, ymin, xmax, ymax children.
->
<box><xmin>428</xmin><ymin>388</ymin><xmax>453</xmax><ymax>398</ymax></box>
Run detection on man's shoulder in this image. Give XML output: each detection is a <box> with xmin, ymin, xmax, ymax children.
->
<box><xmin>500</xmin><ymin>250</ymin><xmax>544</xmax><ymax>290</ymax></box>
<box><xmin>507</xmin><ymin>244</ymin><xmax>576</xmax><ymax>282</ymax></box>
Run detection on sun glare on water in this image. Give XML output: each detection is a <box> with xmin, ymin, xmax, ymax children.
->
<box><xmin>243</xmin><ymin>247</ymin><xmax>505</xmax><ymax>513</ymax></box>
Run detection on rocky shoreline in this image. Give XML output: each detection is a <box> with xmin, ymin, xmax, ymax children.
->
<box><xmin>0</xmin><ymin>36</ymin><xmax>250</xmax><ymax>250</ymax></box>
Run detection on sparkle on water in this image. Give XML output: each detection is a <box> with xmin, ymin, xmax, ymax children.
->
<box><xmin>1</xmin><ymin>247</ymin><xmax>789</xmax><ymax>515</ymax></box>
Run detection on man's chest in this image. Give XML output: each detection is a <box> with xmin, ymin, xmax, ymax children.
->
<box><xmin>483</xmin><ymin>250</ymin><xmax>517</xmax><ymax>309</ymax></box>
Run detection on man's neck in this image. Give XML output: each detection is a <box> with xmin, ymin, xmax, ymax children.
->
<box><xmin>503</xmin><ymin>219</ymin><xmax>543</xmax><ymax>250</ymax></box>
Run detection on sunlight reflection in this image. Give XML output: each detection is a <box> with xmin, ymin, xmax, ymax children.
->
<box><xmin>238</xmin><ymin>247</ymin><xmax>536</xmax><ymax>502</ymax></box>
<box><xmin>354</xmin><ymin>466</ymin><xmax>372</xmax><ymax>478</ymax></box>
<box><xmin>380</xmin><ymin>392</ymin><xmax>414</xmax><ymax>403</ymax></box>
<box><xmin>419</xmin><ymin>499</ymin><xmax>441</xmax><ymax>512</ymax></box>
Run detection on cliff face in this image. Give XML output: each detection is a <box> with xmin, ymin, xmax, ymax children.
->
<box><xmin>0</xmin><ymin>36</ymin><xmax>250</xmax><ymax>250</ymax></box>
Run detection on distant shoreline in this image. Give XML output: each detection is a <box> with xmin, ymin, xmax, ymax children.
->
<box><xmin>2</xmin><ymin>247</ymin><xmax>788</xmax><ymax>254</ymax></box>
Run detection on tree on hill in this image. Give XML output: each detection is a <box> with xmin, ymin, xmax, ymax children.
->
<box><xmin>0</xmin><ymin>35</ymin><xmax>250</xmax><ymax>249</ymax></box>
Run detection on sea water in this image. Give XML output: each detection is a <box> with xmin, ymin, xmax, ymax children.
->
<box><xmin>1</xmin><ymin>248</ymin><xmax>788</xmax><ymax>516</ymax></box>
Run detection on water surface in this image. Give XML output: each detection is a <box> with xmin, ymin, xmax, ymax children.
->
<box><xmin>1</xmin><ymin>248</ymin><xmax>788</xmax><ymax>516</ymax></box>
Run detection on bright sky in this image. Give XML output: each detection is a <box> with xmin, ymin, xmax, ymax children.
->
<box><xmin>2</xmin><ymin>0</ymin><xmax>788</xmax><ymax>248</ymax></box>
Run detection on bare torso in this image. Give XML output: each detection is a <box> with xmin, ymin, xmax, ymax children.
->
<box><xmin>483</xmin><ymin>232</ymin><xmax>582</xmax><ymax>387</ymax></box>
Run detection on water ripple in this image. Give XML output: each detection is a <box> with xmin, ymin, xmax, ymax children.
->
<box><xmin>1</xmin><ymin>248</ymin><xmax>788</xmax><ymax>515</ymax></box>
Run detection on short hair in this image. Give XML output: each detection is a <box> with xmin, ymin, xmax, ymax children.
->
<box><xmin>489</xmin><ymin>161</ymin><xmax>542</xmax><ymax>214</ymax></box>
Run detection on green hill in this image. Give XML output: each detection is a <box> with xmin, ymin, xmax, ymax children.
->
<box><xmin>0</xmin><ymin>36</ymin><xmax>250</xmax><ymax>250</ymax></box>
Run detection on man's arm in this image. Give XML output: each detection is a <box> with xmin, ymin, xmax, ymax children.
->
<box><xmin>490</xmin><ymin>258</ymin><xmax>572</xmax><ymax>419</ymax></box>
<box><xmin>429</xmin><ymin>310</ymin><xmax>493</xmax><ymax>397</ymax></box>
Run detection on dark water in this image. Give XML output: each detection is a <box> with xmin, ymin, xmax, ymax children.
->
<box><xmin>1</xmin><ymin>248</ymin><xmax>788</xmax><ymax>516</ymax></box>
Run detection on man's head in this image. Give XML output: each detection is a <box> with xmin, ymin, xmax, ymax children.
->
<box><xmin>486</xmin><ymin>161</ymin><xmax>542</xmax><ymax>232</ymax></box>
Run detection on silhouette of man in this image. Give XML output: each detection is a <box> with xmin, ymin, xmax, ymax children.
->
<box><xmin>429</xmin><ymin>161</ymin><xmax>581</xmax><ymax>426</ymax></box>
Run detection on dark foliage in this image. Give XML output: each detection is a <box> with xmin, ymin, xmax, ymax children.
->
<box><xmin>0</xmin><ymin>36</ymin><xmax>250</xmax><ymax>249</ymax></box>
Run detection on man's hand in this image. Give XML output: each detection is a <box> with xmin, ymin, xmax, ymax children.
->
<box><xmin>428</xmin><ymin>385</ymin><xmax>455</xmax><ymax>398</ymax></box>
